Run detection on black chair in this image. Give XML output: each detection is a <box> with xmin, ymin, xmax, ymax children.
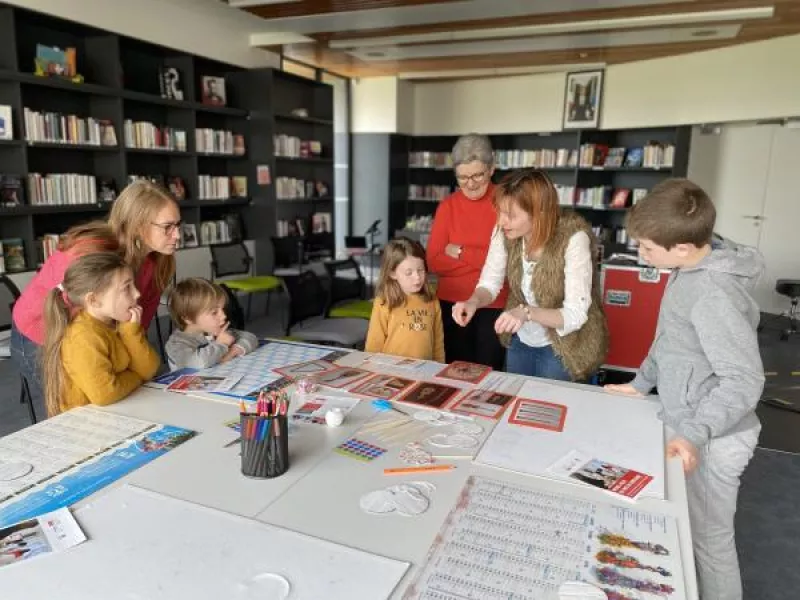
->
<box><xmin>280</xmin><ymin>270</ymin><xmax>368</xmax><ymax>347</ymax></box>
<box><xmin>210</xmin><ymin>242</ymin><xmax>281</xmax><ymax>323</ymax></box>
<box><xmin>323</xmin><ymin>258</ymin><xmax>373</xmax><ymax>320</ymax></box>
<box><xmin>0</xmin><ymin>274</ymin><xmax>37</xmax><ymax>424</ymax></box>
<box><xmin>775</xmin><ymin>279</ymin><xmax>800</xmax><ymax>341</ymax></box>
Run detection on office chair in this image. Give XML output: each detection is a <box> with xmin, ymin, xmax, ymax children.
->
<box><xmin>0</xmin><ymin>274</ymin><xmax>37</xmax><ymax>424</ymax></box>
<box><xmin>210</xmin><ymin>242</ymin><xmax>281</xmax><ymax>322</ymax></box>
<box><xmin>775</xmin><ymin>279</ymin><xmax>800</xmax><ymax>341</ymax></box>
<box><xmin>323</xmin><ymin>258</ymin><xmax>373</xmax><ymax>320</ymax></box>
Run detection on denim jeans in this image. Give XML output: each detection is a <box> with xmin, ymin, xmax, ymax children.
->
<box><xmin>10</xmin><ymin>323</ymin><xmax>45</xmax><ymax>412</ymax></box>
<box><xmin>505</xmin><ymin>335</ymin><xmax>572</xmax><ymax>381</ymax></box>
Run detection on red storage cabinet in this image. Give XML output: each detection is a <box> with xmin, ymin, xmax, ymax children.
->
<box><xmin>601</xmin><ymin>263</ymin><xmax>671</xmax><ymax>371</ymax></box>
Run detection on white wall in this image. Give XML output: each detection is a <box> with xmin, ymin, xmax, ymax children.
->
<box><xmin>391</xmin><ymin>34</ymin><xmax>800</xmax><ymax>135</ymax></box>
<box><xmin>351</xmin><ymin>77</ymin><xmax>400</xmax><ymax>133</ymax></box>
<box><xmin>7</xmin><ymin>0</ymin><xmax>279</xmax><ymax>68</ymax></box>
<box><xmin>396</xmin><ymin>79</ymin><xmax>415</xmax><ymax>135</ymax></box>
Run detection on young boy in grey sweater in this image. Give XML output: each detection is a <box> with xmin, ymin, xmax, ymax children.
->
<box><xmin>606</xmin><ymin>179</ymin><xmax>765</xmax><ymax>600</ymax></box>
<box><xmin>165</xmin><ymin>278</ymin><xmax>258</xmax><ymax>370</ymax></box>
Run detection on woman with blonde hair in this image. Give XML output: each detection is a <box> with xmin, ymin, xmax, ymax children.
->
<box><xmin>10</xmin><ymin>181</ymin><xmax>180</xmax><ymax>410</ymax></box>
<box><xmin>453</xmin><ymin>170</ymin><xmax>608</xmax><ymax>381</ymax></box>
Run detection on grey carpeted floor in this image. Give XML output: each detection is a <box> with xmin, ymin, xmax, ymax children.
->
<box><xmin>0</xmin><ymin>309</ymin><xmax>798</xmax><ymax>599</ymax></box>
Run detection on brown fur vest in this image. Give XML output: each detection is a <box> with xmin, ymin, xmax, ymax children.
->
<box><xmin>501</xmin><ymin>211</ymin><xmax>609</xmax><ymax>381</ymax></box>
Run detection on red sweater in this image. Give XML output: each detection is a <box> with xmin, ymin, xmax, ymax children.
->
<box><xmin>427</xmin><ymin>185</ymin><xmax>509</xmax><ymax>308</ymax></box>
<box><xmin>12</xmin><ymin>251</ymin><xmax>161</xmax><ymax>345</ymax></box>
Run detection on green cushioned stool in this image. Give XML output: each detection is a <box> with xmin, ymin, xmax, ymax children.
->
<box><xmin>210</xmin><ymin>242</ymin><xmax>282</xmax><ymax>323</ymax></box>
<box><xmin>329</xmin><ymin>298</ymin><xmax>373</xmax><ymax>320</ymax></box>
<box><xmin>323</xmin><ymin>258</ymin><xmax>372</xmax><ymax>320</ymax></box>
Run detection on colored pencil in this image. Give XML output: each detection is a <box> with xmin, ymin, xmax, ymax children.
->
<box><xmin>383</xmin><ymin>464</ymin><xmax>455</xmax><ymax>475</ymax></box>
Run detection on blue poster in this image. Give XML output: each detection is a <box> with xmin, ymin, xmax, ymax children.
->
<box><xmin>0</xmin><ymin>425</ymin><xmax>196</xmax><ymax>529</ymax></box>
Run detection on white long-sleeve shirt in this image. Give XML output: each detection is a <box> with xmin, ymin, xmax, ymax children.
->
<box><xmin>477</xmin><ymin>228</ymin><xmax>593</xmax><ymax>347</ymax></box>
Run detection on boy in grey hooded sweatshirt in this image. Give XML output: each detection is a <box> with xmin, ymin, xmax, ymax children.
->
<box><xmin>166</xmin><ymin>278</ymin><xmax>258</xmax><ymax>370</ymax></box>
<box><xmin>606</xmin><ymin>179</ymin><xmax>764</xmax><ymax>600</ymax></box>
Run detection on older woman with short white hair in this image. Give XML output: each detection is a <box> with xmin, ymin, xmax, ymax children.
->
<box><xmin>427</xmin><ymin>134</ymin><xmax>508</xmax><ymax>369</ymax></box>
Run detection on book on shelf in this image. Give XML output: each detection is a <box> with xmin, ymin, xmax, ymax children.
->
<box><xmin>276</xmin><ymin>177</ymin><xmax>328</xmax><ymax>200</ymax></box>
<box><xmin>1</xmin><ymin>238</ymin><xmax>26</xmax><ymax>272</ymax></box>
<box><xmin>604</xmin><ymin>147</ymin><xmax>626</xmax><ymax>168</ymax></box>
<box><xmin>494</xmin><ymin>148</ymin><xmax>575</xmax><ymax>169</ymax></box>
<box><xmin>198</xmin><ymin>175</ymin><xmax>240</xmax><ymax>200</ymax></box>
<box><xmin>37</xmin><ymin>233</ymin><xmax>61</xmax><ymax>266</ymax></box>
<box><xmin>231</xmin><ymin>177</ymin><xmax>247</xmax><ymax>198</ymax></box>
<box><xmin>24</xmin><ymin>109</ymin><xmax>116</xmax><ymax>147</ymax></box>
<box><xmin>274</xmin><ymin>135</ymin><xmax>324</xmax><ymax>158</ymax></box>
<box><xmin>196</xmin><ymin>129</ymin><xmax>242</xmax><ymax>155</ymax></box>
<box><xmin>311</xmin><ymin>212</ymin><xmax>332</xmax><ymax>234</ymax></box>
<box><xmin>409</xmin><ymin>151</ymin><xmax>453</xmax><ymax>169</ymax></box>
<box><xmin>96</xmin><ymin>178</ymin><xmax>117</xmax><ymax>203</ymax></box>
<box><xmin>167</xmin><ymin>176</ymin><xmax>187</xmax><ymax>201</ymax></box>
<box><xmin>199</xmin><ymin>219</ymin><xmax>237</xmax><ymax>246</ymax></box>
<box><xmin>124</xmin><ymin>120</ymin><xmax>187</xmax><ymax>151</ymax></box>
<box><xmin>409</xmin><ymin>184</ymin><xmax>451</xmax><ymax>201</ymax></box>
<box><xmin>27</xmin><ymin>173</ymin><xmax>97</xmax><ymax>205</ymax></box>
<box><xmin>575</xmin><ymin>186</ymin><xmax>613</xmax><ymax>208</ymax></box>
<box><xmin>0</xmin><ymin>105</ymin><xmax>12</xmax><ymax>140</ymax></box>
<box><xmin>159</xmin><ymin>67</ymin><xmax>184</xmax><ymax>101</ymax></box>
<box><xmin>0</xmin><ymin>176</ymin><xmax>24</xmax><ymax>207</ymax></box>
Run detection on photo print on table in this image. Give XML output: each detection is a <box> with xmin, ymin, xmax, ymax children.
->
<box><xmin>448</xmin><ymin>389</ymin><xmax>514</xmax><ymax>420</ymax></box>
<box><xmin>350</xmin><ymin>374</ymin><xmax>415</xmax><ymax>400</ymax></box>
<box><xmin>400</xmin><ymin>382</ymin><xmax>460</xmax><ymax>409</ymax></box>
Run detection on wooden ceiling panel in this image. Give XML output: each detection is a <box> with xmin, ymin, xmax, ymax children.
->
<box><xmin>242</xmin><ymin>0</ymin><xmax>800</xmax><ymax>78</ymax></box>
<box><xmin>247</xmin><ymin>0</ymin><xmax>459</xmax><ymax>20</ymax></box>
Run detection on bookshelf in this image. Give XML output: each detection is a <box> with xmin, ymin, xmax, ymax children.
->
<box><xmin>390</xmin><ymin>126</ymin><xmax>691</xmax><ymax>257</ymax></box>
<box><xmin>0</xmin><ymin>3</ymin><xmax>334</xmax><ymax>277</ymax></box>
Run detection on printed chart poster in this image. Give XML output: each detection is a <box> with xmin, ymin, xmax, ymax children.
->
<box><xmin>310</xmin><ymin>366</ymin><xmax>371</xmax><ymax>389</ymax></box>
<box><xmin>509</xmin><ymin>398</ymin><xmax>568</xmax><ymax>432</ymax></box>
<box><xmin>351</xmin><ymin>374</ymin><xmax>415</xmax><ymax>400</ymax></box>
<box><xmin>448</xmin><ymin>389</ymin><xmax>514</xmax><ymax>420</ymax></box>
<box><xmin>549</xmin><ymin>450</ymin><xmax>654</xmax><ymax>500</ymax></box>
<box><xmin>0</xmin><ymin>425</ymin><xmax>196</xmax><ymax>529</ymax></box>
<box><xmin>400</xmin><ymin>382</ymin><xmax>460</xmax><ymax>409</ymax></box>
<box><xmin>435</xmin><ymin>361</ymin><xmax>492</xmax><ymax>385</ymax></box>
<box><xmin>273</xmin><ymin>359</ymin><xmax>338</xmax><ymax>379</ymax></box>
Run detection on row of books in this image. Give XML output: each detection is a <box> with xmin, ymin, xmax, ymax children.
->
<box><xmin>494</xmin><ymin>148</ymin><xmax>576</xmax><ymax>169</ymax></box>
<box><xmin>276</xmin><ymin>212</ymin><xmax>332</xmax><ymax>237</ymax></box>
<box><xmin>124</xmin><ymin>121</ymin><xmax>188</xmax><ymax>151</ymax></box>
<box><xmin>274</xmin><ymin>135</ymin><xmax>323</xmax><ymax>158</ymax></box>
<box><xmin>409</xmin><ymin>184</ymin><xmax>451</xmax><ymax>201</ymax></box>
<box><xmin>24</xmin><ymin>109</ymin><xmax>117</xmax><ymax>146</ymax></box>
<box><xmin>578</xmin><ymin>143</ymin><xmax>675</xmax><ymax>168</ymax></box>
<box><xmin>27</xmin><ymin>173</ymin><xmax>98</xmax><ymax>205</ymax></box>
<box><xmin>556</xmin><ymin>185</ymin><xmax>648</xmax><ymax>209</ymax></box>
<box><xmin>195</xmin><ymin>129</ymin><xmax>245</xmax><ymax>155</ymax></box>
<box><xmin>197</xmin><ymin>175</ymin><xmax>247</xmax><ymax>200</ymax></box>
<box><xmin>275</xmin><ymin>177</ymin><xmax>329</xmax><ymax>200</ymax></box>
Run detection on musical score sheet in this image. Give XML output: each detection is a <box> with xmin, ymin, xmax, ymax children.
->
<box><xmin>404</xmin><ymin>476</ymin><xmax>686</xmax><ymax>600</ymax></box>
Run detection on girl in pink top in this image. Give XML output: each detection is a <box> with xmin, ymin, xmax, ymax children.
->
<box><xmin>11</xmin><ymin>181</ymin><xmax>180</xmax><ymax>413</ymax></box>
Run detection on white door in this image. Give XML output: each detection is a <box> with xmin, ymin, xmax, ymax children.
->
<box><xmin>754</xmin><ymin>126</ymin><xmax>800</xmax><ymax>315</ymax></box>
<box><xmin>688</xmin><ymin>124</ymin><xmax>774</xmax><ymax>248</ymax></box>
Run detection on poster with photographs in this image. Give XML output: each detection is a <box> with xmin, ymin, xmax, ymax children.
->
<box><xmin>563</xmin><ymin>69</ymin><xmax>604</xmax><ymax>130</ymax></box>
<box><xmin>201</xmin><ymin>76</ymin><xmax>226</xmax><ymax>106</ymax></box>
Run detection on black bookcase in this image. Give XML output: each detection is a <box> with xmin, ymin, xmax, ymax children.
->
<box><xmin>390</xmin><ymin>126</ymin><xmax>691</xmax><ymax>257</ymax></box>
<box><xmin>0</xmin><ymin>3</ymin><xmax>335</xmax><ymax>277</ymax></box>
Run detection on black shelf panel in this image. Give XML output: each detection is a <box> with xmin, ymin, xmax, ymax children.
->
<box><xmin>275</xmin><ymin>156</ymin><xmax>333</xmax><ymax>164</ymax></box>
<box><xmin>26</xmin><ymin>141</ymin><xmax>119</xmax><ymax>152</ymax></box>
<box><xmin>121</xmin><ymin>89</ymin><xmax>248</xmax><ymax>116</ymax></box>
<box><xmin>194</xmin><ymin>197</ymin><xmax>250</xmax><ymax>207</ymax></box>
<box><xmin>194</xmin><ymin>103</ymin><xmax>248</xmax><ymax>117</ymax></box>
<box><xmin>28</xmin><ymin>203</ymin><xmax>110</xmax><ymax>214</ymax></box>
<box><xmin>0</xmin><ymin>139</ymin><xmax>23</xmax><ymax>147</ymax></box>
<box><xmin>125</xmin><ymin>147</ymin><xmax>192</xmax><ymax>156</ymax></box>
<box><xmin>579</xmin><ymin>166</ymin><xmax>673</xmax><ymax>173</ymax></box>
<box><xmin>5</xmin><ymin>71</ymin><xmax>120</xmax><ymax>97</ymax></box>
<box><xmin>277</xmin><ymin>196</ymin><xmax>333</xmax><ymax>203</ymax></box>
<box><xmin>196</xmin><ymin>151</ymin><xmax>247</xmax><ymax>159</ymax></box>
<box><xmin>275</xmin><ymin>113</ymin><xmax>333</xmax><ymax>126</ymax></box>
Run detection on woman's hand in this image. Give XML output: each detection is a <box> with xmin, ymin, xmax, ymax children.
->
<box><xmin>494</xmin><ymin>306</ymin><xmax>527</xmax><ymax>335</ymax></box>
<box><xmin>445</xmin><ymin>243</ymin><xmax>462</xmax><ymax>259</ymax></box>
<box><xmin>604</xmin><ymin>383</ymin><xmax>644</xmax><ymax>397</ymax></box>
<box><xmin>452</xmin><ymin>301</ymin><xmax>477</xmax><ymax>327</ymax></box>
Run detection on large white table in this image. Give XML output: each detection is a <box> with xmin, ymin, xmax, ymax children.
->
<box><xmin>3</xmin><ymin>349</ymin><xmax>699</xmax><ymax>599</ymax></box>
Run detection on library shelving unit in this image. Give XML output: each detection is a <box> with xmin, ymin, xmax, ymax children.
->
<box><xmin>0</xmin><ymin>4</ymin><xmax>324</xmax><ymax>277</ymax></box>
<box><xmin>390</xmin><ymin>126</ymin><xmax>691</xmax><ymax>257</ymax></box>
<box><xmin>229</xmin><ymin>68</ymin><xmax>335</xmax><ymax>271</ymax></box>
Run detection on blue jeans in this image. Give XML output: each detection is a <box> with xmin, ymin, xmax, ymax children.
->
<box><xmin>505</xmin><ymin>335</ymin><xmax>572</xmax><ymax>381</ymax></box>
<box><xmin>10</xmin><ymin>323</ymin><xmax>45</xmax><ymax>412</ymax></box>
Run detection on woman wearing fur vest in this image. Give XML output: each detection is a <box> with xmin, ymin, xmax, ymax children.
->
<box><xmin>452</xmin><ymin>170</ymin><xmax>609</xmax><ymax>382</ymax></box>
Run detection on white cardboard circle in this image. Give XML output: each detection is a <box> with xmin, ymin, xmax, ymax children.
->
<box><xmin>0</xmin><ymin>461</ymin><xmax>33</xmax><ymax>481</ymax></box>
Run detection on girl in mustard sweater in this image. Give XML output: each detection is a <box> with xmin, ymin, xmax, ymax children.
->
<box><xmin>41</xmin><ymin>252</ymin><xmax>160</xmax><ymax>417</ymax></box>
<box><xmin>365</xmin><ymin>238</ymin><xmax>444</xmax><ymax>363</ymax></box>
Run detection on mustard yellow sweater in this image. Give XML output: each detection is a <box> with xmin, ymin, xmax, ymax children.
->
<box><xmin>58</xmin><ymin>312</ymin><xmax>161</xmax><ymax>414</ymax></box>
<box><xmin>365</xmin><ymin>294</ymin><xmax>445</xmax><ymax>363</ymax></box>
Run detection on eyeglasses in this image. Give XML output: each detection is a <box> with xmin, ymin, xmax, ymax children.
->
<box><xmin>456</xmin><ymin>171</ymin><xmax>488</xmax><ymax>186</ymax></box>
<box><xmin>151</xmin><ymin>220</ymin><xmax>182</xmax><ymax>235</ymax></box>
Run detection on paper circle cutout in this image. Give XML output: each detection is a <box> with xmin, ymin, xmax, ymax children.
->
<box><xmin>426</xmin><ymin>433</ymin><xmax>479</xmax><ymax>449</ymax></box>
<box><xmin>235</xmin><ymin>572</ymin><xmax>291</xmax><ymax>599</ymax></box>
<box><xmin>454</xmin><ymin>421</ymin><xmax>484</xmax><ymax>435</ymax></box>
<box><xmin>0</xmin><ymin>461</ymin><xmax>33</xmax><ymax>481</ymax></box>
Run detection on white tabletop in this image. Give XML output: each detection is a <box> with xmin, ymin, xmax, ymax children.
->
<box><xmin>1</xmin><ymin>355</ymin><xmax>698</xmax><ymax>600</ymax></box>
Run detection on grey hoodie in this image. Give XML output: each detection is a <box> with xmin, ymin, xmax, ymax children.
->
<box><xmin>631</xmin><ymin>237</ymin><xmax>765</xmax><ymax>448</ymax></box>
<box><xmin>165</xmin><ymin>328</ymin><xmax>259</xmax><ymax>371</ymax></box>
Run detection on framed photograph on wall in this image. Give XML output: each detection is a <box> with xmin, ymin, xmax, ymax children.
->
<box><xmin>562</xmin><ymin>69</ymin><xmax>604</xmax><ymax>130</ymax></box>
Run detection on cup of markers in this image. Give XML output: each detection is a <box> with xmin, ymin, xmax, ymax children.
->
<box><xmin>239</xmin><ymin>391</ymin><xmax>290</xmax><ymax>479</ymax></box>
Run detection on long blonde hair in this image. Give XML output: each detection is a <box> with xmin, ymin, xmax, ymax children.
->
<box><xmin>41</xmin><ymin>252</ymin><xmax>131</xmax><ymax>417</ymax></box>
<box><xmin>108</xmin><ymin>180</ymin><xmax>177</xmax><ymax>293</ymax></box>
<box><xmin>375</xmin><ymin>238</ymin><xmax>434</xmax><ymax>310</ymax></box>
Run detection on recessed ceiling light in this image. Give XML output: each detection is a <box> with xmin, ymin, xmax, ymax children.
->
<box><xmin>691</xmin><ymin>29</ymin><xmax>718</xmax><ymax>38</ymax></box>
<box><xmin>579</xmin><ymin>52</ymin><xmax>589</xmax><ymax>58</ymax></box>
<box><xmin>366</xmin><ymin>51</ymin><xmax>385</xmax><ymax>58</ymax></box>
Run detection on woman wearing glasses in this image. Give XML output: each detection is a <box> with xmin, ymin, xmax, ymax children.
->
<box><xmin>10</xmin><ymin>180</ymin><xmax>179</xmax><ymax>410</ymax></box>
<box><xmin>453</xmin><ymin>170</ymin><xmax>608</xmax><ymax>382</ymax></box>
<box><xmin>427</xmin><ymin>134</ymin><xmax>508</xmax><ymax>370</ymax></box>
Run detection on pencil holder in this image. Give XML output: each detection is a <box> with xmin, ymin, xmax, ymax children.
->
<box><xmin>240</xmin><ymin>414</ymin><xmax>290</xmax><ymax>479</ymax></box>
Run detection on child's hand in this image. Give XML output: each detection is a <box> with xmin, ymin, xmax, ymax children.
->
<box><xmin>667</xmin><ymin>437</ymin><xmax>699</xmax><ymax>473</ymax></box>
<box><xmin>128</xmin><ymin>306</ymin><xmax>143</xmax><ymax>324</ymax></box>
<box><xmin>604</xmin><ymin>383</ymin><xmax>644</xmax><ymax>397</ymax></box>
<box><xmin>216</xmin><ymin>324</ymin><xmax>236</xmax><ymax>347</ymax></box>
<box><xmin>494</xmin><ymin>306</ymin><xmax>526</xmax><ymax>335</ymax></box>
<box><xmin>452</xmin><ymin>301</ymin><xmax>477</xmax><ymax>327</ymax></box>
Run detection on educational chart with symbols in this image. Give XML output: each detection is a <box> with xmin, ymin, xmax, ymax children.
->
<box><xmin>403</xmin><ymin>476</ymin><xmax>686</xmax><ymax>600</ymax></box>
<box><xmin>191</xmin><ymin>341</ymin><xmax>351</xmax><ymax>401</ymax></box>
<box><xmin>0</xmin><ymin>407</ymin><xmax>195</xmax><ymax>528</ymax></box>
